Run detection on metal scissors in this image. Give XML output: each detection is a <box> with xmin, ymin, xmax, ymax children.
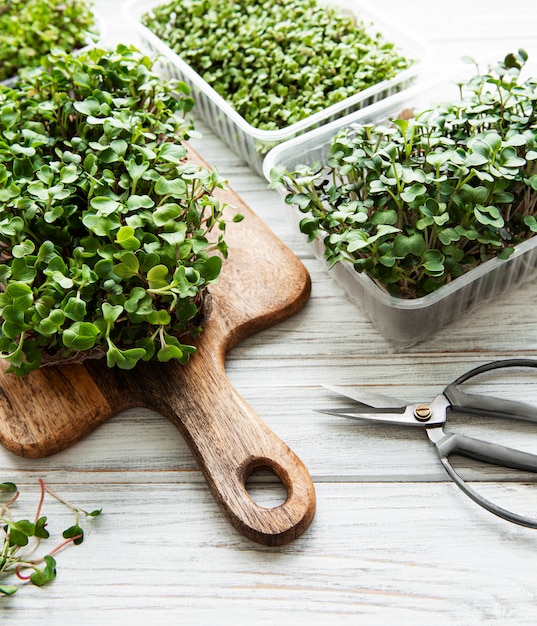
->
<box><xmin>322</xmin><ymin>358</ymin><xmax>537</xmax><ymax>528</ymax></box>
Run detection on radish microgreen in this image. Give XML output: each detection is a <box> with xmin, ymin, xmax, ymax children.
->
<box><xmin>142</xmin><ymin>0</ymin><xmax>413</xmax><ymax>131</ymax></box>
<box><xmin>0</xmin><ymin>45</ymin><xmax>241</xmax><ymax>375</ymax></box>
<box><xmin>0</xmin><ymin>0</ymin><xmax>96</xmax><ymax>82</ymax></box>
<box><xmin>1</xmin><ymin>479</ymin><xmax>101</xmax><ymax>596</ymax></box>
<box><xmin>275</xmin><ymin>50</ymin><xmax>537</xmax><ymax>298</ymax></box>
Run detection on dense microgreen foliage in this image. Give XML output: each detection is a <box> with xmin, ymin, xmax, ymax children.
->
<box><xmin>142</xmin><ymin>0</ymin><xmax>413</xmax><ymax>131</ymax></box>
<box><xmin>0</xmin><ymin>0</ymin><xmax>96</xmax><ymax>82</ymax></box>
<box><xmin>0</xmin><ymin>45</ymin><xmax>240</xmax><ymax>375</ymax></box>
<box><xmin>1</xmin><ymin>479</ymin><xmax>101</xmax><ymax>596</ymax></box>
<box><xmin>275</xmin><ymin>51</ymin><xmax>537</xmax><ymax>298</ymax></box>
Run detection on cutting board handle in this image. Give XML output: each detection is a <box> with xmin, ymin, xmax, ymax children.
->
<box><xmin>153</xmin><ymin>352</ymin><xmax>316</xmax><ymax>547</ymax></box>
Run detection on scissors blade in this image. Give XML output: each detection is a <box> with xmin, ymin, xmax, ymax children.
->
<box><xmin>320</xmin><ymin>389</ymin><xmax>450</xmax><ymax>427</ymax></box>
<box><xmin>323</xmin><ymin>384</ymin><xmax>406</xmax><ymax>409</ymax></box>
<box><xmin>318</xmin><ymin>405</ymin><xmax>435</xmax><ymax>427</ymax></box>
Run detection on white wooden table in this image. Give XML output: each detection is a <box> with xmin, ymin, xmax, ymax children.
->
<box><xmin>3</xmin><ymin>1</ymin><xmax>537</xmax><ymax>623</ymax></box>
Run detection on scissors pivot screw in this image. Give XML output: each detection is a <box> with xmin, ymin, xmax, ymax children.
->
<box><xmin>414</xmin><ymin>404</ymin><xmax>432</xmax><ymax>422</ymax></box>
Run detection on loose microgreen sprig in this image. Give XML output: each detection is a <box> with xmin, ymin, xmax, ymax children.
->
<box><xmin>275</xmin><ymin>50</ymin><xmax>537</xmax><ymax>298</ymax></box>
<box><xmin>0</xmin><ymin>44</ymin><xmax>242</xmax><ymax>375</ymax></box>
<box><xmin>142</xmin><ymin>0</ymin><xmax>413</xmax><ymax>131</ymax></box>
<box><xmin>1</xmin><ymin>479</ymin><xmax>101</xmax><ymax>596</ymax></box>
<box><xmin>0</xmin><ymin>0</ymin><xmax>96</xmax><ymax>82</ymax></box>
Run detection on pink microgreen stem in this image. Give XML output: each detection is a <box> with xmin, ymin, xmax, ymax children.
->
<box><xmin>34</xmin><ymin>479</ymin><xmax>46</xmax><ymax>524</ymax></box>
<box><xmin>15</xmin><ymin>566</ymin><xmax>31</xmax><ymax>581</ymax></box>
<box><xmin>48</xmin><ymin>534</ymin><xmax>83</xmax><ymax>557</ymax></box>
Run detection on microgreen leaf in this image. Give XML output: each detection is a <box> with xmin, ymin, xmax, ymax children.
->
<box><xmin>29</xmin><ymin>555</ymin><xmax>57</xmax><ymax>586</ymax></box>
<box><xmin>197</xmin><ymin>255</ymin><xmax>223</xmax><ymax>282</ymax></box>
<box><xmin>62</xmin><ymin>525</ymin><xmax>84</xmax><ymax>545</ymax></box>
<box><xmin>102</xmin><ymin>303</ymin><xmax>123</xmax><ymax>325</ymax></box>
<box><xmin>114</xmin><ymin>253</ymin><xmax>140</xmax><ymax>279</ymax></box>
<box><xmin>35</xmin><ymin>517</ymin><xmax>50</xmax><ymax>540</ymax></box>
<box><xmin>147</xmin><ymin>265</ymin><xmax>170</xmax><ymax>289</ymax></box>
<box><xmin>64</xmin><ymin>298</ymin><xmax>87</xmax><ymax>322</ymax></box>
<box><xmin>157</xmin><ymin>343</ymin><xmax>184</xmax><ymax>362</ymax></box>
<box><xmin>12</xmin><ymin>240</ymin><xmax>35</xmax><ymax>258</ymax></box>
<box><xmin>62</xmin><ymin>322</ymin><xmax>100</xmax><ymax>351</ymax></box>
<box><xmin>153</xmin><ymin>204</ymin><xmax>183</xmax><ymax>226</ymax></box>
<box><xmin>115</xmin><ymin>226</ymin><xmax>141</xmax><ymax>251</ymax></box>
<box><xmin>90</xmin><ymin>197</ymin><xmax>122</xmax><ymax>217</ymax></box>
<box><xmin>6</xmin><ymin>520</ymin><xmax>35</xmax><ymax>547</ymax></box>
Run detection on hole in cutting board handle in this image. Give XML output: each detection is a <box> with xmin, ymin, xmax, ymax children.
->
<box><xmin>244</xmin><ymin>465</ymin><xmax>288</xmax><ymax>508</ymax></box>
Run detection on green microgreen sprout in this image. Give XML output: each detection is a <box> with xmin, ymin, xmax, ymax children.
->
<box><xmin>0</xmin><ymin>0</ymin><xmax>97</xmax><ymax>82</ymax></box>
<box><xmin>1</xmin><ymin>479</ymin><xmax>101</xmax><ymax>596</ymax></box>
<box><xmin>0</xmin><ymin>44</ymin><xmax>242</xmax><ymax>375</ymax></box>
<box><xmin>273</xmin><ymin>50</ymin><xmax>537</xmax><ymax>298</ymax></box>
<box><xmin>141</xmin><ymin>0</ymin><xmax>414</xmax><ymax>131</ymax></box>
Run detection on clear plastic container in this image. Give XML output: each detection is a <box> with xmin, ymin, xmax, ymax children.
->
<box><xmin>124</xmin><ymin>0</ymin><xmax>430</xmax><ymax>176</ymax></box>
<box><xmin>263</xmin><ymin>81</ymin><xmax>537</xmax><ymax>346</ymax></box>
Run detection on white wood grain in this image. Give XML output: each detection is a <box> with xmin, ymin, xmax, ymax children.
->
<box><xmin>2</xmin><ymin>0</ymin><xmax>537</xmax><ymax>623</ymax></box>
<box><xmin>2</xmin><ymin>483</ymin><xmax>537</xmax><ymax>625</ymax></box>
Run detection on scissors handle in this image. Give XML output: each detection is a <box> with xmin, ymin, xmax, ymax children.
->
<box><xmin>435</xmin><ymin>431</ymin><xmax>537</xmax><ymax>473</ymax></box>
<box><xmin>432</xmin><ymin>430</ymin><xmax>537</xmax><ymax>528</ymax></box>
<box><xmin>444</xmin><ymin>358</ymin><xmax>537</xmax><ymax>422</ymax></box>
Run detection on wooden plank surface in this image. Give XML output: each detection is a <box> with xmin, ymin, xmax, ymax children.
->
<box><xmin>2</xmin><ymin>0</ymin><xmax>537</xmax><ymax>622</ymax></box>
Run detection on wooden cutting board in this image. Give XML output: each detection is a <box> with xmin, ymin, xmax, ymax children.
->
<box><xmin>0</xmin><ymin>148</ymin><xmax>315</xmax><ymax>546</ymax></box>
